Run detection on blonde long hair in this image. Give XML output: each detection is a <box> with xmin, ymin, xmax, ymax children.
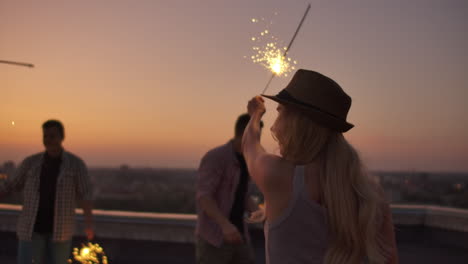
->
<box><xmin>272</xmin><ymin>106</ymin><xmax>392</xmax><ymax>264</ymax></box>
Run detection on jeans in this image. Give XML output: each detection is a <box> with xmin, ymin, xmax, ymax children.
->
<box><xmin>196</xmin><ymin>237</ymin><xmax>255</xmax><ymax>264</ymax></box>
<box><xmin>18</xmin><ymin>233</ymin><xmax>71</xmax><ymax>264</ymax></box>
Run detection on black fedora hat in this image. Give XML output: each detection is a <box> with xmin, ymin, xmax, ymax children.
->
<box><xmin>262</xmin><ymin>69</ymin><xmax>354</xmax><ymax>132</ymax></box>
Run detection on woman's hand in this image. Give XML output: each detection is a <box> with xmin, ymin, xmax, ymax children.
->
<box><xmin>246</xmin><ymin>203</ymin><xmax>266</xmax><ymax>224</ymax></box>
<box><xmin>247</xmin><ymin>96</ymin><xmax>266</xmax><ymax>117</ymax></box>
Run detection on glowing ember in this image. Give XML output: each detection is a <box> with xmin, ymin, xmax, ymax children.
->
<box><xmin>251</xmin><ymin>40</ymin><xmax>295</xmax><ymax>76</ymax></box>
<box><xmin>80</xmin><ymin>247</ymin><xmax>90</xmax><ymax>257</ymax></box>
<box><xmin>70</xmin><ymin>242</ymin><xmax>107</xmax><ymax>264</ymax></box>
<box><xmin>248</xmin><ymin>16</ymin><xmax>297</xmax><ymax>77</ymax></box>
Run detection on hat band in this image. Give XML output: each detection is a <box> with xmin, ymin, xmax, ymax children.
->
<box><xmin>276</xmin><ymin>90</ymin><xmax>346</xmax><ymax>121</ymax></box>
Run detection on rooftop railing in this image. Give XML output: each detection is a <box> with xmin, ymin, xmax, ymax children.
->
<box><xmin>1</xmin><ymin>203</ymin><xmax>467</xmax><ymax>243</ymax></box>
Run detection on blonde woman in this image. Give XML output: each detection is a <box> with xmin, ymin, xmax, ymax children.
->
<box><xmin>242</xmin><ymin>69</ymin><xmax>398</xmax><ymax>264</ymax></box>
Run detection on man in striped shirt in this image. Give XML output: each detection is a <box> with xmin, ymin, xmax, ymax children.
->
<box><xmin>0</xmin><ymin>120</ymin><xmax>94</xmax><ymax>264</ymax></box>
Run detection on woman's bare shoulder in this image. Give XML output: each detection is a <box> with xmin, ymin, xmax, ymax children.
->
<box><xmin>257</xmin><ymin>154</ymin><xmax>295</xmax><ymax>191</ymax></box>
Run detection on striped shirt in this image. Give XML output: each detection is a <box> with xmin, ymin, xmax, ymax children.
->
<box><xmin>0</xmin><ymin>150</ymin><xmax>92</xmax><ymax>241</ymax></box>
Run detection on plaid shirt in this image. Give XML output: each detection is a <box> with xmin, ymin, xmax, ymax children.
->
<box><xmin>0</xmin><ymin>150</ymin><xmax>92</xmax><ymax>241</ymax></box>
<box><xmin>195</xmin><ymin>140</ymin><xmax>253</xmax><ymax>247</ymax></box>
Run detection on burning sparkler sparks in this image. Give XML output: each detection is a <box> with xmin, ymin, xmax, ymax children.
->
<box><xmin>249</xmin><ymin>16</ymin><xmax>297</xmax><ymax>77</ymax></box>
<box><xmin>69</xmin><ymin>242</ymin><xmax>108</xmax><ymax>264</ymax></box>
<box><xmin>247</xmin><ymin>4</ymin><xmax>311</xmax><ymax>93</ymax></box>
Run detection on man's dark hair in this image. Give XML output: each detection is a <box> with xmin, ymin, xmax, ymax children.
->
<box><xmin>235</xmin><ymin>113</ymin><xmax>263</xmax><ymax>138</ymax></box>
<box><xmin>42</xmin><ymin>119</ymin><xmax>65</xmax><ymax>138</ymax></box>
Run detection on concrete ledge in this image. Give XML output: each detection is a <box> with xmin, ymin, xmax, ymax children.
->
<box><xmin>0</xmin><ymin>204</ymin><xmax>196</xmax><ymax>243</ymax></box>
<box><xmin>1</xmin><ymin>203</ymin><xmax>467</xmax><ymax>243</ymax></box>
<box><xmin>391</xmin><ymin>204</ymin><xmax>468</xmax><ymax>232</ymax></box>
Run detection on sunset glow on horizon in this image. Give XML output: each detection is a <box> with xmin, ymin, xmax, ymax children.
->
<box><xmin>1</xmin><ymin>0</ymin><xmax>467</xmax><ymax>171</ymax></box>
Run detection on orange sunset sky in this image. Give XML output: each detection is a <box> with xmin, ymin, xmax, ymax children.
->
<box><xmin>1</xmin><ymin>0</ymin><xmax>467</xmax><ymax>171</ymax></box>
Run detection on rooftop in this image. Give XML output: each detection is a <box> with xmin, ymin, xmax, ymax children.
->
<box><xmin>1</xmin><ymin>204</ymin><xmax>467</xmax><ymax>263</ymax></box>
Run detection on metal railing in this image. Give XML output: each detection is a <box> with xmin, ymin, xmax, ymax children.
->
<box><xmin>1</xmin><ymin>203</ymin><xmax>467</xmax><ymax>243</ymax></box>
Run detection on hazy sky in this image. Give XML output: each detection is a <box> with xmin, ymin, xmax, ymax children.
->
<box><xmin>1</xmin><ymin>0</ymin><xmax>467</xmax><ymax>171</ymax></box>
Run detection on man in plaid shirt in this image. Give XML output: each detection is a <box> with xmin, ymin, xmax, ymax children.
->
<box><xmin>195</xmin><ymin>114</ymin><xmax>263</xmax><ymax>264</ymax></box>
<box><xmin>0</xmin><ymin>120</ymin><xmax>94</xmax><ymax>264</ymax></box>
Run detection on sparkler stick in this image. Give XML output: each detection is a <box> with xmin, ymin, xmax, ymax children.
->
<box><xmin>0</xmin><ymin>60</ymin><xmax>34</xmax><ymax>68</ymax></box>
<box><xmin>261</xmin><ymin>4</ymin><xmax>311</xmax><ymax>94</ymax></box>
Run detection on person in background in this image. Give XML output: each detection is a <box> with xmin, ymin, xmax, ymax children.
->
<box><xmin>195</xmin><ymin>113</ymin><xmax>263</xmax><ymax>264</ymax></box>
<box><xmin>0</xmin><ymin>119</ymin><xmax>94</xmax><ymax>264</ymax></box>
<box><xmin>243</xmin><ymin>69</ymin><xmax>398</xmax><ymax>264</ymax></box>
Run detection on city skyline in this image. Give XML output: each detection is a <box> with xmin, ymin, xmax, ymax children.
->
<box><xmin>1</xmin><ymin>0</ymin><xmax>467</xmax><ymax>171</ymax></box>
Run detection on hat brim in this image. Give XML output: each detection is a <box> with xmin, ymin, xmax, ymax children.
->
<box><xmin>262</xmin><ymin>94</ymin><xmax>354</xmax><ymax>133</ymax></box>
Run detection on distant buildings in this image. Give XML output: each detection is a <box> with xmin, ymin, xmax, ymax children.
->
<box><xmin>1</xmin><ymin>161</ymin><xmax>467</xmax><ymax>211</ymax></box>
<box><xmin>0</xmin><ymin>161</ymin><xmax>16</xmax><ymax>180</ymax></box>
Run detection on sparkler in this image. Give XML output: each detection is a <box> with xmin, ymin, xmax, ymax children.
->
<box><xmin>0</xmin><ymin>60</ymin><xmax>34</xmax><ymax>68</ymax></box>
<box><xmin>249</xmin><ymin>4</ymin><xmax>311</xmax><ymax>94</ymax></box>
<box><xmin>69</xmin><ymin>242</ymin><xmax>108</xmax><ymax>264</ymax></box>
<box><xmin>251</xmin><ymin>39</ymin><xmax>297</xmax><ymax>77</ymax></box>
